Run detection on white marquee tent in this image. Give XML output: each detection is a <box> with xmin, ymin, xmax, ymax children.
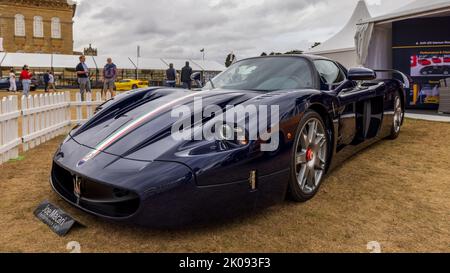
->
<box><xmin>307</xmin><ymin>0</ymin><xmax>372</xmax><ymax>68</ymax></box>
<box><xmin>356</xmin><ymin>0</ymin><xmax>450</xmax><ymax>70</ymax></box>
<box><xmin>307</xmin><ymin>0</ymin><xmax>450</xmax><ymax>69</ymax></box>
<box><xmin>0</xmin><ymin>52</ymin><xmax>224</xmax><ymax>72</ymax></box>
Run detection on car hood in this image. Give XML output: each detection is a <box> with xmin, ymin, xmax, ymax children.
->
<box><xmin>69</xmin><ymin>87</ymin><xmax>316</xmax><ymax>163</ymax></box>
<box><xmin>70</xmin><ymin>88</ymin><xmax>282</xmax><ymax>162</ymax></box>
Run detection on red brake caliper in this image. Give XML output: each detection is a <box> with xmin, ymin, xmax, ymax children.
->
<box><xmin>306</xmin><ymin>148</ymin><xmax>314</xmax><ymax>162</ymax></box>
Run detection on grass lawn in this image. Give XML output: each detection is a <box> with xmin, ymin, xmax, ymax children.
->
<box><xmin>0</xmin><ymin>108</ymin><xmax>449</xmax><ymax>252</ymax></box>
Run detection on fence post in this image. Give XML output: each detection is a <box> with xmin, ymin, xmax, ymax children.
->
<box><xmin>57</xmin><ymin>93</ymin><xmax>62</xmax><ymax>135</ymax></box>
<box><xmin>65</xmin><ymin>91</ymin><xmax>71</xmax><ymax>125</ymax></box>
<box><xmin>35</xmin><ymin>94</ymin><xmax>42</xmax><ymax>146</ymax></box>
<box><xmin>96</xmin><ymin>92</ymin><xmax>102</xmax><ymax>103</ymax></box>
<box><xmin>28</xmin><ymin>95</ymin><xmax>35</xmax><ymax>150</ymax></box>
<box><xmin>0</xmin><ymin>96</ymin><xmax>20</xmax><ymax>163</ymax></box>
<box><xmin>75</xmin><ymin>92</ymin><xmax>82</xmax><ymax>124</ymax></box>
<box><xmin>1</xmin><ymin>98</ymin><xmax>6</xmax><ymax>163</ymax></box>
<box><xmin>86</xmin><ymin>92</ymin><xmax>93</xmax><ymax>119</ymax></box>
<box><xmin>21</xmin><ymin>96</ymin><xmax>28</xmax><ymax>152</ymax></box>
<box><xmin>46</xmin><ymin>94</ymin><xmax>52</xmax><ymax>140</ymax></box>
<box><xmin>3</xmin><ymin>97</ymin><xmax>9</xmax><ymax>162</ymax></box>
<box><xmin>10</xmin><ymin>96</ymin><xmax>19</xmax><ymax>160</ymax></box>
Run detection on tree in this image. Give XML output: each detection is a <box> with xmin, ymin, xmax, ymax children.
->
<box><xmin>311</xmin><ymin>42</ymin><xmax>321</xmax><ymax>49</ymax></box>
<box><xmin>284</xmin><ymin>50</ymin><xmax>303</xmax><ymax>55</ymax></box>
<box><xmin>225</xmin><ymin>52</ymin><xmax>236</xmax><ymax>68</ymax></box>
<box><xmin>260</xmin><ymin>52</ymin><xmax>268</xmax><ymax>56</ymax></box>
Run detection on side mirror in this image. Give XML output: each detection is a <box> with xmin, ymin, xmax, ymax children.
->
<box><xmin>348</xmin><ymin>67</ymin><xmax>377</xmax><ymax>81</ymax></box>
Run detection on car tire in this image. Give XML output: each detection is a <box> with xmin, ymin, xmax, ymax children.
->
<box><xmin>288</xmin><ymin>111</ymin><xmax>329</xmax><ymax>202</ymax></box>
<box><xmin>132</xmin><ymin>84</ymin><xmax>138</xmax><ymax>89</ymax></box>
<box><xmin>388</xmin><ymin>93</ymin><xmax>403</xmax><ymax>140</ymax></box>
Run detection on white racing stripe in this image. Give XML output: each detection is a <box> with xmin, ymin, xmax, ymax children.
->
<box><xmin>79</xmin><ymin>92</ymin><xmax>201</xmax><ymax>165</ymax></box>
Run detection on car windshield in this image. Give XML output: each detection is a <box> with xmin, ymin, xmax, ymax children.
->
<box><xmin>203</xmin><ymin>57</ymin><xmax>314</xmax><ymax>92</ymax></box>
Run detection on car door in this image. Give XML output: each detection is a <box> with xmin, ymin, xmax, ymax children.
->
<box><xmin>338</xmin><ymin>78</ymin><xmax>385</xmax><ymax>151</ymax></box>
<box><xmin>338</xmin><ymin>81</ymin><xmax>385</xmax><ymax>146</ymax></box>
<box><xmin>315</xmin><ymin>60</ymin><xmax>385</xmax><ymax>150</ymax></box>
<box><xmin>314</xmin><ymin>60</ymin><xmax>358</xmax><ymax>149</ymax></box>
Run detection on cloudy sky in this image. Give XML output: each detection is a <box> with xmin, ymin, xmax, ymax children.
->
<box><xmin>73</xmin><ymin>0</ymin><xmax>417</xmax><ymax>62</ymax></box>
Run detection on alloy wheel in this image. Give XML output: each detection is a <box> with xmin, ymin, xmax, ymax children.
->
<box><xmin>295</xmin><ymin>118</ymin><xmax>328</xmax><ymax>194</ymax></box>
<box><xmin>394</xmin><ymin>96</ymin><xmax>402</xmax><ymax>134</ymax></box>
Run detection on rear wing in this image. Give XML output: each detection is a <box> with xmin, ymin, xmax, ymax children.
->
<box><xmin>374</xmin><ymin>69</ymin><xmax>411</xmax><ymax>90</ymax></box>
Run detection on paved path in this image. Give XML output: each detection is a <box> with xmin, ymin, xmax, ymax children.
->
<box><xmin>405</xmin><ymin>113</ymin><xmax>450</xmax><ymax>123</ymax></box>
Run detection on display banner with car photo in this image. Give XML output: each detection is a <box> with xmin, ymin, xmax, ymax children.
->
<box><xmin>393</xmin><ymin>16</ymin><xmax>450</xmax><ymax>108</ymax></box>
<box><xmin>411</xmin><ymin>55</ymin><xmax>450</xmax><ymax>77</ymax></box>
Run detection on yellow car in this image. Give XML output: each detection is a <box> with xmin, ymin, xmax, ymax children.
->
<box><xmin>115</xmin><ymin>79</ymin><xmax>149</xmax><ymax>91</ymax></box>
<box><xmin>424</xmin><ymin>96</ymin><xmax>440</xmax><ymax>104</ymax></box>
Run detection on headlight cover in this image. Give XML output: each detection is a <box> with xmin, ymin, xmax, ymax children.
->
<box><xmin>218</xmin><ymin>123</ymin><xmax>249</xmax><ymax>147</ymax></box>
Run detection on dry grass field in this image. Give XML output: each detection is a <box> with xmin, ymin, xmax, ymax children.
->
<box><xmin>0</xmin><ymin>91</ymin><xmax>449</xmax><ymax>253</ymax></box>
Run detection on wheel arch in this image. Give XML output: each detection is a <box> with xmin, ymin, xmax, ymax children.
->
<box><xmin>398</xmin><ymin>86</ymin><xmax>406</xmax><ymax>123</ymax></box>
<box><xmin>307</xmin><ymin>103</ymin><xmax>335</xmax><ymax>172</ymax></box>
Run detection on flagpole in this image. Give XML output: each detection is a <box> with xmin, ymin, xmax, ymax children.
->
<box><xmin>137</xmin><ymin>45</ymin><xmax>140</xmax><ymax>80</ymax></box>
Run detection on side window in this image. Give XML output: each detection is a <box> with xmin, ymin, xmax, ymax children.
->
<box><xmin>314</xmin><ymin>60</ymin><xmax>346</xmax><ymax>90</ymax></box>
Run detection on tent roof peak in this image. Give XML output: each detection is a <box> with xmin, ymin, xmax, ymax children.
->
<box><xmin>307</xmin><ymin>0</ymin><xmax>372</xmax><ymax>54</ymax></box>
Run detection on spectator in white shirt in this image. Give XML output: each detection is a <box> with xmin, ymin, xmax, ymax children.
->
<box><xmin>9</xmin><ymin>69</ymin><xmax>17</xmax><ymax>93</ymax></box>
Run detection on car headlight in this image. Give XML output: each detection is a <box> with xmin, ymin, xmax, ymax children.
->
<box><xmin>218</xmin><ymin>124</ymin><xmax>249</xmax><ymax>147</ymax></box>
<box><xmin>177</xmin><ymin>123</ymin><xmax>250</xmax><ymax>156</ymax></box>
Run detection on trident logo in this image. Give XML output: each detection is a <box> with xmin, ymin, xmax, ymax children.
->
<box><xmin>73</xmin><ymin>176</ymin><xmax>82</xmax><ymax>205</ymax></box>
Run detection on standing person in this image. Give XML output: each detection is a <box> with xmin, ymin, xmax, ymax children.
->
<box><xmin>48</xmin><ymin>71</ymin><xmax>56</xmax><ymax>92</ymax></box>
<box><xmin>43</xmin><ymin>70</ymin><xmax>50</xmax><ymax>92</ymax></box>
<box><xmin>102</xmin><ymin>57</ymin><xmax>117</xmax><ymax>99</ymax></box>
<box><xmin>166</xmin><ymin>63</ymin><xmax>176</xmax><ymax>88</ymax></box>
<box><xmin>76</xmin><ymin>55</ymin><xmax>89</xmax><ymax>101</ymax></box>
<box><xmin>181</xmin><ymin>61</ymin><xmax>193</xmax><ymax>90</ymax></box>
<box><xmin>20</xmin><ymin>65</ymin><xmax>32</xmax><ymax>97</ymax></box>
<box><xmin>9</xmin><ymin>69</ymin><xmax>17</xmax><ymax>93</ymax></box>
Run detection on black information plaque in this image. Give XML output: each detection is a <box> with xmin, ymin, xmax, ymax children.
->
<box><xmin>34</xmin><ymin>201</ymin><xmax>79</xmax><ymax>237</ymax></box>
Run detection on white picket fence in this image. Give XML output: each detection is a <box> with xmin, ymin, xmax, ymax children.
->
<box><xmin>0</xmin><ymin>91</ymin><xmax>115</xmax><ymax>164</ymax></box>
<box><xmin>21</xmin><ymin>92</ymin><xmax>72</xmax><ymax>152</ymax></box>
<box><xmin>71</xmin><ymin>92</ymin><xmax>112</xmax><ymax>123</ymax></box>
<box><xmin>0</xmin><ymin>96</ymin><xmax>21</xmax><ymax>163</ymax></box>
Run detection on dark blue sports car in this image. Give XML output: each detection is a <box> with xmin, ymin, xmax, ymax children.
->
<box><xmin>51</xmin><ymin>55</ymin><xmax>407</xmax><ymax>227</ymax></box>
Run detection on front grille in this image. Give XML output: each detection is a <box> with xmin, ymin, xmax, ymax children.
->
<box><xmin>51</xmin><ymin>162</ymin><xmax>140</xmax><ymax>218</ymax></box>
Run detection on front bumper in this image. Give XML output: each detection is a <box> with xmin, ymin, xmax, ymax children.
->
<box><xmin>50</xmin><ymin>136</ymin><xmax>286</xmax><ymax>227</ymax></box>
<box><xmin>50</xmin><ymin>162</ymin><xmax>141</xmax><ymax>220</ymax></box>
<box><xmin>50</xmin><ymin>159</ymin><xmax>260</xmax><ymax>227</ymax></box>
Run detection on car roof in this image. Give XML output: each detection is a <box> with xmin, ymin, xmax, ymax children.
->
<box><xmin>238</xmin><ymin>54</ymin><xmax>335</xmax><ymax>63</ymax></box>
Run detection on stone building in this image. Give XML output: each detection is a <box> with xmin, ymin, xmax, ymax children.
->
<box><xmin>83</xmin><ymin>44</ymin><xmax>97</xmax><ymax>56</ymax></box>
<box><xmin>0</xmin><ymin>0</ymin><xmax>76</xmax><ymax>54</ymax></box>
